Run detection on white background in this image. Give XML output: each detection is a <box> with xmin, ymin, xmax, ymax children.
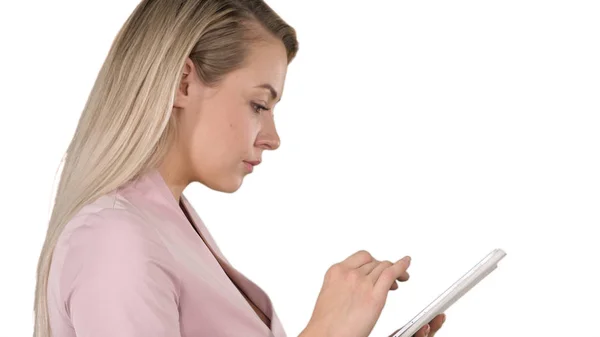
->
<box><xmin>1</xmin><ymin>1</ymin><xmax>599</xmax><ymax>336</ymax></box>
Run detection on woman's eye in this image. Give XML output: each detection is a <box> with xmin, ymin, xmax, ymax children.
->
<box><xmin>251</xmin><ymin>102</ymin><xmax>269</xmax><ymax>114</ymax></box>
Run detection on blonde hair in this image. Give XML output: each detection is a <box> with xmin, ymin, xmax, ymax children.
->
<box><xmin>33</xmin><ymin>1</ymin><xmax>298</xmax><ymax>336</ymax></box>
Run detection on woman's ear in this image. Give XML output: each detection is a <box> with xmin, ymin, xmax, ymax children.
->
<box><xmin>173</xmin><ymin>57</ymin><xmax>195</xmax><ymax>109</ymax></box>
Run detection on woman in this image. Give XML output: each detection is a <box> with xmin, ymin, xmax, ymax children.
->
<box><xmin>33</xmin><ymin>1</ymin><xmax>446</xmax><ymax>337</ymax></box>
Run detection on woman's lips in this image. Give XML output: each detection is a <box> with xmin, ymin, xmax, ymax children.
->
<box><xmin>243</xmin><ymin>160</ymin><xmax>261</xmax><ymax>172</ymax></box>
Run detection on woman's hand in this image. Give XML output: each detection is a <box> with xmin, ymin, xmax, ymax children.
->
<box><xmin>301</xmin><ymin>250</ymin><xmax>412</xmax><ymax>337</ymax></box>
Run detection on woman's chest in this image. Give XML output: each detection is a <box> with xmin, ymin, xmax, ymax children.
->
<box><xmin>156</xmin><ymin>226</ymin><xmax>284</xmax><ymax>337</ymax></box>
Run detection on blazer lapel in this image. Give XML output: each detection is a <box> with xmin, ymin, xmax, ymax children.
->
<box><xmin>180</xmin><ymin>195</ymin><xmax>287</xmax><ymax>337</ymax></box>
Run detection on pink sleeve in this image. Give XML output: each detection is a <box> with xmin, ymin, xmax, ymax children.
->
<box><xmin>60</xmin><ymin>210</ymin><xmax>182</xmax><ymax>337</ymax></box>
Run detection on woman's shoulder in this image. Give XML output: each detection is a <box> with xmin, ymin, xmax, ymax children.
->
<box><xmin>47</xmin><ymin>192</ymin><xmax>181</xmax><ymax>329</ymax></box>
<box><xmin>49</xmin><ymin>191</ymin><xmax>177</xmax><ymax>290</ymax></box>
<box><xmin>59</xmin><ymin>191</ymin><xmax>157</xmax><ymax>247</ymax></box>
<box><xmin>49</xmin><ymin>191</ymin><xmax>180</xmax><ymax>291</ymax></box>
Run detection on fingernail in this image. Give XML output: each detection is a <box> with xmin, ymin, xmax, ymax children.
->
<box><xmin>403</xmin><ymin>256</ymin><xmax>411</xmax><ymax>262</ymax></box>
<box><xmin>425</xmin><ymin>325</ymin><xmax>430</xmax><ymax>336</ymax></box>
<box><xmin>442</xmin><ymin>314</ymin><xmax>446</xmax><ymax>324</ymax></box>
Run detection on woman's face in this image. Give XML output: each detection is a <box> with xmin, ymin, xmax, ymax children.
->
<box><xmin>172</xmin><ymin>37</ymin><xmax>288</xmax><ymax>193</ymax></box>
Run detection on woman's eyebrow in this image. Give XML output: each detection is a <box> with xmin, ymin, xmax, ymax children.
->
<box><xmin>255</xmin><ymin>83</ymin><xmax>282</xmax><ymax>102</ymax></box>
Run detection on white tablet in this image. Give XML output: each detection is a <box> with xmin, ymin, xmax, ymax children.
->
<box><xmin>390</xmin><ymin>248</ymin><xmax>507</xmax><ymax>337</ymax></box>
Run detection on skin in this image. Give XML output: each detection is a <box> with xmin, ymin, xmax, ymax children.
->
<box><xmin>157</xmin><ymin>30</ymin><xmax>445</xmax><ymax>337</ymax></box>
<box><xmin>389</xmin><ymin>313</ymin><xmax>446</xmax><ymax>337</ymax></box>
<box><xmin>158</xmin><ymin>34</ymin><xmax>286</xmax><ymax>198</ymax></box>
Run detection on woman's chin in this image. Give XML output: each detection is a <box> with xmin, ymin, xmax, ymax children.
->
<box><xmin>206</xmin><ymin>176</ymin><xmax>244</xmax><ymax>194</ymax></box>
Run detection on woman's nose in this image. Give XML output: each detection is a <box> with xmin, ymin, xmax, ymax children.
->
<box><xmin>256</xmin><ymin>117</ymin><xmax>280</xmax><ymax>150</ymax></box>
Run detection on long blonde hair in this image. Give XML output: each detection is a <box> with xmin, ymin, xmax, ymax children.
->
<box><xmin>33</xmin><ymin>1</ymin><xmax>298</xmax><ymax>336</ymax></box>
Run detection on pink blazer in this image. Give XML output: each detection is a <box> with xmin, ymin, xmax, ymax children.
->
<box><xmin>47</xmin><ymin>169</ymin><xmax>287</xmax><ymax>337</ymax></box>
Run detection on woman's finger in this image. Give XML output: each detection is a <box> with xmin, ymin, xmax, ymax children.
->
<box><xmin>368</xmin><ymin>260</ymin><xmax>395</xmax><ymax>284</ymax></box>
<box><xmin>360</xmin><ymin>260</ymin><xmax>409</xmax><ymax>282</ymax></box>
<box><xmin>373</xmin><ymin>257</ymin><xmax>411</xmax><ymax>295</ymax></box>
<box><xmin>358</xmin><ymin>260</ymin><xmax>380</xmax><ymax>275</ymax></box>
<box><xmin>397</xmin><ymin>270</ymin><xmax>410</xmax><ymax>282</ymax></box>
<box><xmin>428</xmin><ymin>314</ymin><xmax>446</xmax><ymax>336</ymax></box>
<box><xmin>413</xmin><ymin>324</ymin><xmax>430</xmax><ymax>337</ymax></box>
<box><xmin>342</xmin><ymin>250</ymin><xmax>375</xmax><ymax>269</ymax></box>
